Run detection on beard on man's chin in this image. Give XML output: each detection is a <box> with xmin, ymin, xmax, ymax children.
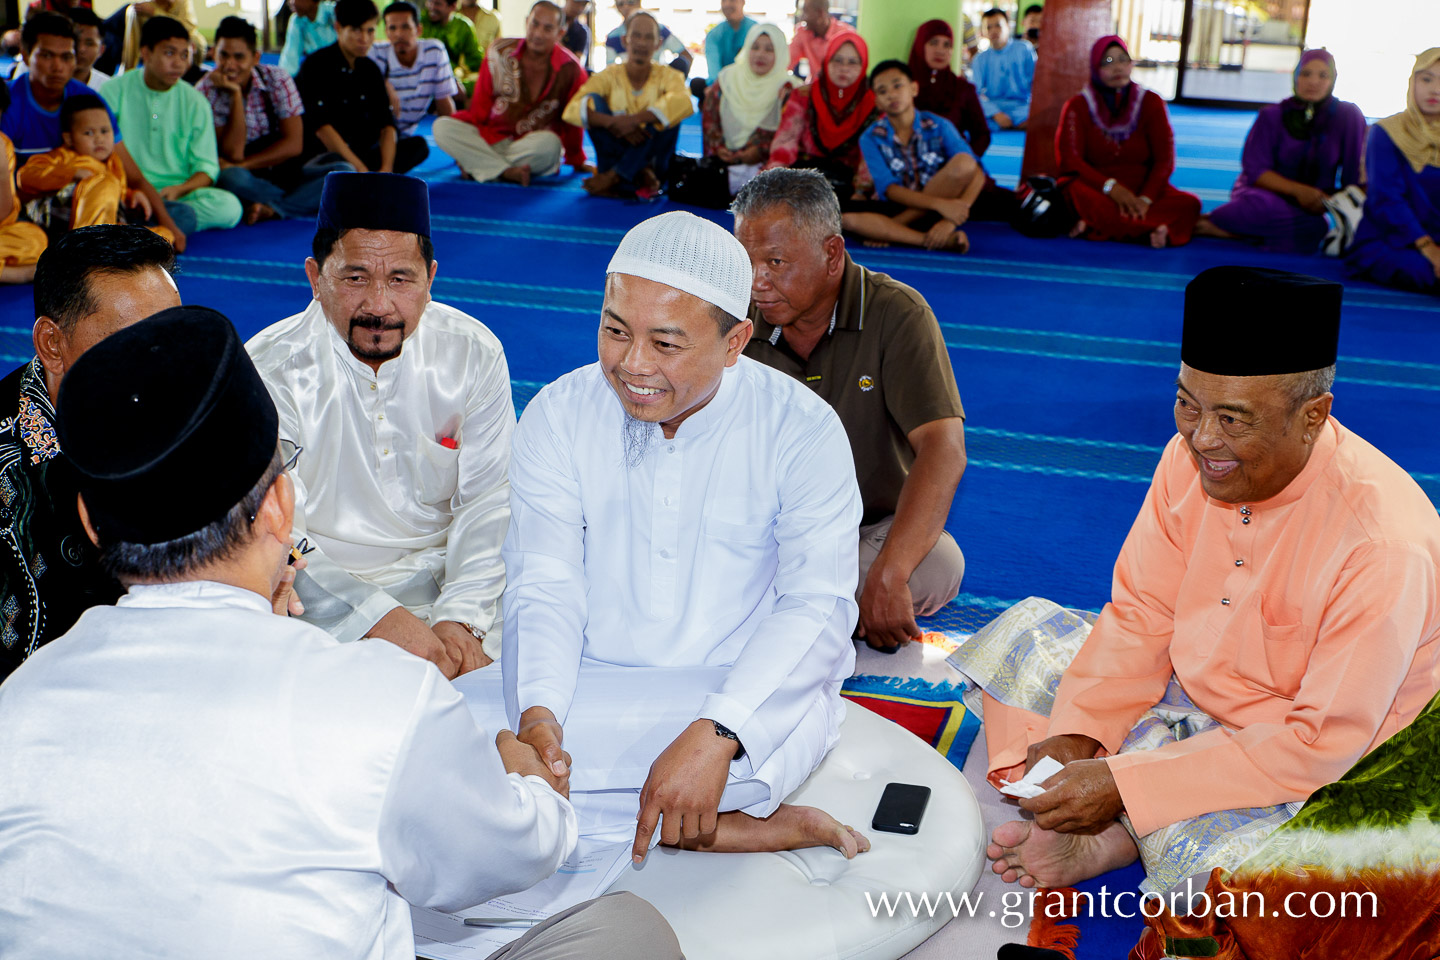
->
<box><xmin>347</xmin><ymin>314</ymin><xmax>407</xmax><ymax>360</ymax></box>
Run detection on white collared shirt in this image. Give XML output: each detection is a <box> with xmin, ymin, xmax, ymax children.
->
<box><xmin>501</xmin><ymin>357</ymin><xmax>862</xmax><ymax>776</ymax></box>
<box><xmin>247</xmin><ymin>299</ymin><xmax>513</xmax><ymax>655</ymax></box>
<box><xmin>0</xmin><ymin>580</ymin><xmax>576</xmax><ymax>959</ymax></box>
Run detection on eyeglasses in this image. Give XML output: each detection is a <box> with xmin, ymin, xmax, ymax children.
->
<box><xmin>1101</xmin><ymin>54</ymin><xmax>1131</xmax><ymax>66</ymax></box>
<box><xmin>247</xmin><ymin>440</ymin><xmax>304</xmax><ymax>525</ymax></box>
<box><xmin>280</xmin><ymin>438</ymin><xmax>303</xmax><ymax>473</ymax></box>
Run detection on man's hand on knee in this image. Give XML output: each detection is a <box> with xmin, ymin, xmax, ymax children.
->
<box><xmin>366</xmin><ymin>606</ymin><xmax>458</xmax><ymax>678</ymax></box>
<box><xmin>1018</xmin><ymin>757</ymin><xmax>1122</xmax><ymax>833</ymax></box>
<box><xmin>497</xmin><ymin>729</ymin><xmax>571</xmax><ymax>798</ymax></box>
<box><xmin>433</xmin><ymin>620</ymin><xmax>493</xmax><ymax>675</ymax></box>
<box><xmin>858</xmin><ymin>563</ymin><xmax>922</xmax><ymax>651</ymax></box>
<box><xmin>632</xmin><ymin>719</ymin><xmax>735</xmax><ymax>863</ymax></box>
<box><xmin>518</xmin><ymin>706</ymin><xmax>570</xmax><ymax>780</ymax></box>
<box><xmin>1026</xmin><ymin>733</ymin><xmax>1102</xmax><ymax>773</ymax></box>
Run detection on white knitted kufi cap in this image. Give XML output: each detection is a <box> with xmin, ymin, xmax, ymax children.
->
<box><xmin>605</xmin><ymin>211</ymin><xmax>754</xmax><ymax>322</ymax></box>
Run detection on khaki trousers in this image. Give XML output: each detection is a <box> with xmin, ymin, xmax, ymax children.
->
<box><xmin>433</xmin><ymin>117</ymin><xmax>564</xmax><ymax>182</ymax></box>
<box><xmin>856</xmin><ymin>517</ymin><xmax>965</xmax><ymax>616</ymax></box>
<box><xmin>483</xmin><ymin>891</ymin><xmax>684</xmax><ymax>960</ymax></box>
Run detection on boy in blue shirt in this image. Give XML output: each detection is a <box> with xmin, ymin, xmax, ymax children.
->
<box><xmin>847</xmin><ymin>59</ymin><xmax>983</xmax><ymax>253</ymax></box>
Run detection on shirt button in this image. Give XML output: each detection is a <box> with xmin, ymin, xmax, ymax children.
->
<box><xmin>1220</xmin><ymin>598</ymin><xmax>1231</xmax><ymax>606</ymax></box>
<box><xmin>1240</xmin><ymin>506</ymin><xmax>1252</xmax><ymax>515</ymax></box>
<box><xmin>378</xmin><ymin>414</ymin><xmax>385</xmax><ymax>421</ymax></box>
<box><xmin>383</xmin><ymin>448</ymin><xmax>390</xmax><ymax>455</ymax></box>
<box><xmin>663</xmin><ymin>496</ymin><xmax>671</xmax><ymax>506</ymax></box>
<box><xmin>1241</xmin><ymin>517</ymin><xmax>1250</xmax><ymax>525</ymax></box>
<box><xmin>659</xmin><ymin>549</ymin><xmax>670</xmax><ymax>559</ymax></box>
<box><xmin>1235</xmin><ymin>559</ymin><xmax>1244</xmax><ymax>566</ymax></box>
<box><xmin>151</xmin><ymin>113</ymin><xmax>158</xmax><ymax>120</ymax></box>
<box><xmin>667</xmin><ymin>445</ymin><xmax>676</xmax><ymax>453</ymax></box>
<box><xmin>369</xmin><ymin>382</ymin><xmax>377</xmax><ymax>391</ymax></box>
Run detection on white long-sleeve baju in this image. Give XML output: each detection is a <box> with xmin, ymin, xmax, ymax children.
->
<box><xmin>247</xmin><ymin>300</ymin><xmax>514</xmax><ymax>657</ymax></box>
<box><xmin>499</xmin><ymin>357</ymin><xmax>862</xmax><ymax>835</ymax></box>
<box><xmin>0</xmin><ymin>581</ymin><xmax>576</xmax><ymax>959</ymax></box>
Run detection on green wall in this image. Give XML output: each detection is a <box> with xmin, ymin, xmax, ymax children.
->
<box><xmin>856</xmin><ymin>0</ymin><xmax>964</xmax><ymax>68</ymax></box>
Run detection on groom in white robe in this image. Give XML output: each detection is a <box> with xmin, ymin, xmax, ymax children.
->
<box><xmin>499</xmin><ymin>211</ymin><xmax>871</xmax><ymax>862</ymax></box>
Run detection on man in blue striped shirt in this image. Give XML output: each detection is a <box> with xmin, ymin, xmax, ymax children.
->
<box><xmin>370</xmin><ymin>0</ymin><xmax>458</xmax><ymax>135</ymax></box>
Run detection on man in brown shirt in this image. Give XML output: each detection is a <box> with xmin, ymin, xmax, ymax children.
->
<box><xmin>733</xmin><ymin>168</ymin><xmax>968</xmax><ymax>652</ymax></box>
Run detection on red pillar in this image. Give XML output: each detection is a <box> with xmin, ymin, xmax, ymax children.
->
<box><xmin>1020</xmin><ymin>0</ymin><xmax>1114</xmax><ymax>179</ymax></box>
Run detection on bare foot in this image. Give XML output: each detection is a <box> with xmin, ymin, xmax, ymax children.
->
<box><xmin>583</xmin><ymin>169</ymin><xmax>621</xmax><ymax>196</ymax></box>
<box><xmin>1150</xmin><ymin>224</ymin><xmax>1170</xmax><ymax>249</ymax></box>
<box><xmin>244</xmin><ymin>201</ymin><xmax>278</xmax><ymax>226</ymax></box>
<box><xmin>943</xmin><ymin>229</ymin><xmax>970</xmax><ymax>254</ymax></box>
<box><xmin>674</xmin><ymin>804</ymin><xmax>872</xmax><ymax>859</ymax></box>
<box><xmin>634</xmin><ymin>166</ymin><xmax>661</xmax><ymax>194</ymax></box>
<box><xmin>1192</xmin><ymin>216</ymin><xmax>1235</xmax><ymax>239</ymax></box>
<box><xmin>500</xmin><ymin>164</ymin><xmax>533</xmax><ymax>187</ymax></box>
<box><xmin>987</xmin><ymin>818</ymin><xmax>1137</xmax><ymax>889</ymax></box>
<box><xmin>1068</xmin><ymin>219</ymin><xmax>1087</xmax><ymax>239</ymax></box>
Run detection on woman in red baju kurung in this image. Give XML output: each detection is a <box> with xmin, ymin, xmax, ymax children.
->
<box><xmin>1057</xmin><ymin>36</ymin><xmax>1200</xmax><ymax>247</ymax></box>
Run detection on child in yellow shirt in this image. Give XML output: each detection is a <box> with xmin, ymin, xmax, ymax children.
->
<box><xmin>17</xmin><ymin>94</ymin><xmax>174</xmax><ymax>244</ymax></box>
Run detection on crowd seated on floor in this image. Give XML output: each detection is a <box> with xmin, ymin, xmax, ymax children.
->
<box><xmin>0</xmin><ymin>1</ymin><xmax>1433</xmax><ymax>288</ymax></box>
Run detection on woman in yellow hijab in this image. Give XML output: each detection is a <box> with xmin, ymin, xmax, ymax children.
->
<box><xmin>699</xmin><ymin>23</ymin><xmax>797</xmax><ymax>196</ymax></box>
<box><xmin>1346</xmin><ymin>48</ymin><xmax>1440</xmax><ymax>293</ymax></box>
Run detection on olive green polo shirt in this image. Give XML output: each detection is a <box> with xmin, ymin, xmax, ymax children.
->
<box><xmin>743</xmin><ymin>254</ymin><xmax>965</xmax><ymax>525</ymax></box>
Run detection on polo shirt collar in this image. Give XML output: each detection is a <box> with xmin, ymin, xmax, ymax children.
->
<box><xmin>765</xmin><ymin>305</ymin><xmax>836</xmax><ymax>345</ymax></box>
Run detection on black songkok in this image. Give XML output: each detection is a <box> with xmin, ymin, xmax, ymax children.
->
<box><xmin>1182</xmin><ymin>266</ymin><xmax>1341</xmax><ymax>376</ymax></box>
<box><xmin>56</xmin><ymin>306</ymin><xmax>280</xmax><ymax>546</ymax></box>
<box><xmin>316</xmin><ymin>171</ymin><xmax>431</xmax><ymax>236</ymax></box>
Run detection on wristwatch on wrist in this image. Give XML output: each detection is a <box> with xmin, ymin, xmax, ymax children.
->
<box><xmin>712</xmin><ymin>720</ymin><xmax>745</xmax><ymax>760</ymax></box>
<box><xmin>1102</xmin><ymin>177</ymin><xmax>1118</xmax><ymax>195</ymax></box>
<box><xmin>459</xmin><ymin>622</ymin><xmax>486</xmax><ymax>642</ymax></box>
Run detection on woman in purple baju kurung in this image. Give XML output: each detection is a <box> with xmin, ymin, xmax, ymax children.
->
<box><xmin>1198</xmin><ymin>50</ymin><xmax>1366</xmax><ymax>252</ymax></box>
<box><xmin>1346</xmin><ymin>48</ymin><xmax>1440</xmax><ymax>294</ymax></box>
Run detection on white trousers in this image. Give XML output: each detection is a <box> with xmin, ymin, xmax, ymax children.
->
<box><xmin>433</xmin><ymin>117</ymin><xmax>564</xmax><ymax>182</ymax></box>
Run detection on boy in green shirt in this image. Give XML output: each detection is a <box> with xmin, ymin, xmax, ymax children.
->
<box><xmin>101</xmin><ymin>16</ymin><xmax>242</xmax><ymax>233</ymax></box>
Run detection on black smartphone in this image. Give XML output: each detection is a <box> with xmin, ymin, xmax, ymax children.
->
<box><xmin>871</xmin><ymin>782</ymin><xmax>930</xmax><ymax>835</ymax></box>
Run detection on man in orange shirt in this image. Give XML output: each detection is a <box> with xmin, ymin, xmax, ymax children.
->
<box><xmin>788</xmin><ymin>0</ymin><xmax>854</xmax><ymax>82</ymax></box>
<box><xmin>954</xmin><ymin>266</ymin><xmax>1440</xmax><ymax>896</ymax></box>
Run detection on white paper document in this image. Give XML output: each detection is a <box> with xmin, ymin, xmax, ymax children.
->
<box><xmin>998</xmin><ymin>756</ymin><xmax>1064</xmax><ymax>799</ymax></box>
<box><xmin>414</xmin><ymin>837</ymin><xmax>635</xmax><ymax>959</ymax></box>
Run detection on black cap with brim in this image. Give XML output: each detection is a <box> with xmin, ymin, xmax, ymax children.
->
<box><xmin>56</xmin><ymin>306</ymin><xmax>280</xmax><ymax>546</ymax></box>
<box><xmin>1182</xmin><ymin>266</ymin><xmax>1341</xmax><ymax>376</ymax></box>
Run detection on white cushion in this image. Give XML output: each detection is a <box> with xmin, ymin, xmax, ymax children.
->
<box><xmin>615</xmin><ymin>703</ymin><xmax>984</xmax><ymax>960</ymax></box>
<box><xmin>453</xmin><ymin>675</ymin><xmax>985</xmax><ymax>960</ymax></box>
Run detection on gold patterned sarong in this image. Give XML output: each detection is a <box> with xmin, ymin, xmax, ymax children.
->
<box><xmin>950</xmin><ymin>597</ymin><xmax>1301</xmax><ymax>895</ymax></box>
